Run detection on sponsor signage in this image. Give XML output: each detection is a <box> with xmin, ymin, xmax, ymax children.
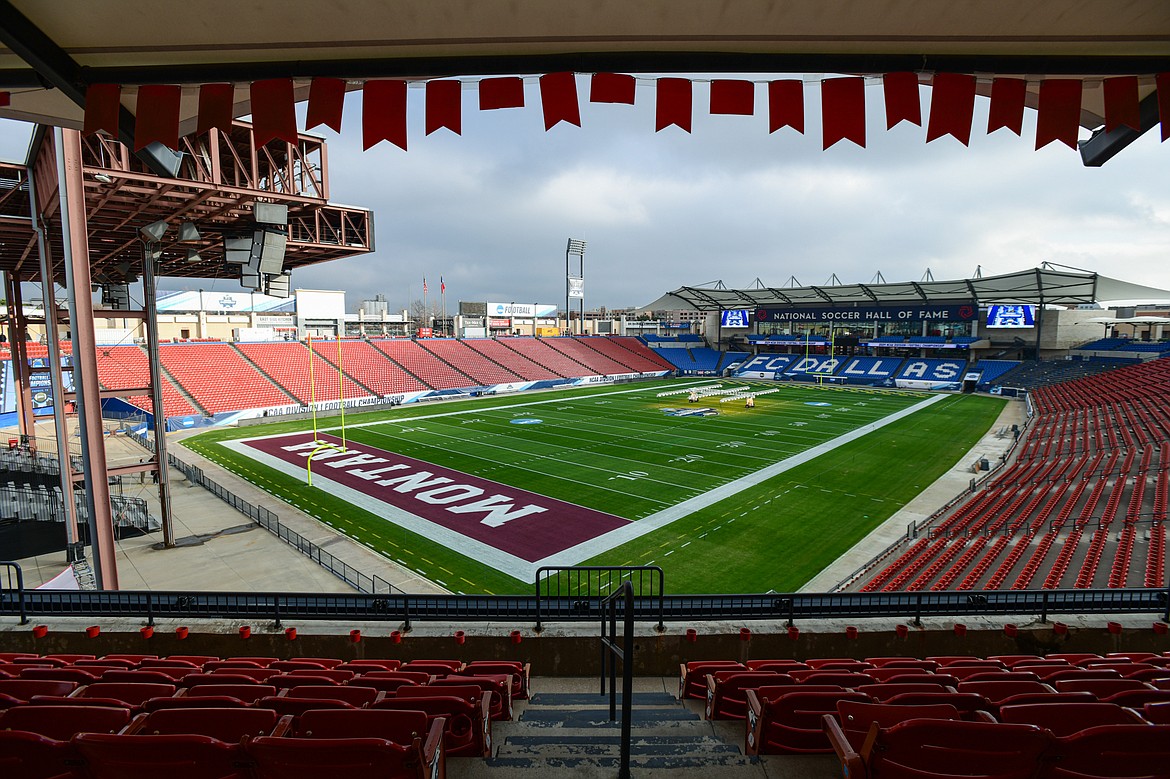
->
<box><xmin>243</xmin><ymin>432</ymin><xmax>630</xmax><ymax>562</ymax></box>
<box><xmin>567</xmin><ymin>278</ymin><xmax>584</xmax><ymax>299</ymax></box>
<box><xmin>487</xmin><ymin>302</ymin><xmax>558</xmax><ymax>318</ymax></box>
<box><xmin>985</xmin><ymin>304</ymin><xmax>1036</xmax><ymax>328</ymax></box>
<box><xmin>156</xmin><ymin>290</ymin><xmax>296</xmax><ymax>313</ymax></box>
<box><xmin>755</xmin><ymin>303</ymin><xmax>977</xmax><ymax>323</ymax></box>
<box><xmin>488</xmin><ymin>318</ymin><xmax>512</xmax><ymax>329</ymax></box>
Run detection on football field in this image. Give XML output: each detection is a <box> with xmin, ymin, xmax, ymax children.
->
<box><xmin>188</xmin><ymin>380</ymin><xmax>1006</xmax><ymax>594</ymax></box>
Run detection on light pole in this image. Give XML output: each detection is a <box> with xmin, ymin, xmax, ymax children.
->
<box><xmin>566</xmin><ymin>239</ymin><xmax>586</xmax><ymax>335</ymax></box>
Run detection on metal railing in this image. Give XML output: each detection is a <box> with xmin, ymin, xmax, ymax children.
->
<box><xmin>2</xmin><ymin>571</ymin><xmax>1166</xmax><ymax>626</ymax></box>
<box><xmin>600</xmin><ymin>581</ymin><xmax>634</xmax><ymax>779</ymax></box>
<box><xmin>535</xmin><ymin>565</ymin><xmax>663</xmax><ymax>632</ymax></box>
<box><xmin>0</xmin><ymin>563</ymin><xmax>27</xmax><ymax>624</ymax></box>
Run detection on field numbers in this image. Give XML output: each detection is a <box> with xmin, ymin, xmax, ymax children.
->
<box><xmin>398</xmin><ymin>427</ymin><xmax>426</xmax><ymax>433</ymax></box>
<box><xmin>670</xmin><ymin>454</ymin><xmax>704</xmax><ymax>463</ymax></box>
<box><xmin>758</xmin><ymin>430</ymin><xmax>781</xmax><ymax>436</ymax></box>
<box><xmin>461</xmin><ymin>418</ymin><xmax>484</xmax><ymax>424</ymax></box>
<box><xmin>718</xmin><ymin>441</ymin><xmax>745</xmax><ymax>448</ymax></box>
<box><xmin>608</xmin><ymin>470</ymin><xmax>650</xmax><ymax>481</ymax></box>
<box><xmin>790</xmin><ymin>421</ymin><xmax>808</xmax><ymax>427</ymax></box>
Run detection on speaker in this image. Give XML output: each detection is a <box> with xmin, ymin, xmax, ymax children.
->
<box><xmin>224</xmin><ymin>235</ymin><xmax>253</xmax><ymax>265</ymax></box>
<box><xmin>265</xmin><ymin>271</ymin><xmax>292</xmax><ymax>298</ymax></box>
<box><xmin>251</xmin><ymin>227</ymin><xmax>287</xmax><ymax>274</ymax></box>
<box><xmin>253</xmin><ymin>202</ymin><xmax>288</xmax><ymax>226</ymax></box>
<box><xmin>104</xmin><ymin>284</ymin><xmax>130</xmax><ymax>309</ymax></box>
<box><xmin>240</xmin><ymin>269</ymin><xmax>262</xmax><ymax>290</ymax></box>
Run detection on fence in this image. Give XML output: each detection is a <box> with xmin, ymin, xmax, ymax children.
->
<box><xmin>535</xmin><ymin>566</ymin><xmax>663</xmax><ymax>632</ymax></box>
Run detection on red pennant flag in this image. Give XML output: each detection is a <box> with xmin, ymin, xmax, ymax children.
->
<box><xmin>883</xmin><ymin>72</ymin><xmax>921</xmax><ymax>129</ymax></box>
<box><xmin>710</xmin><ymin>80</ymin><xmax>754</xmax><ymax>116</ymax></box>
<box><xmin>988</xmin><ymin>78</ymin><xmax>1027</xmax><ymax>135</ymax></box>
<box><xmin>1101</xmin><ymin>77</ymin><xmax>1140</xmax><ymax>133</ymax></box>
<box><xmin>197</xmin><ymin>83</ymin><xmax>235</xmax><ymax>135</ymax></box>
<box><xmin>926</xmin><ymin>73</ymin><xmax>976</xmax><ymax>145</ymax></box>
<box><xmin>425</xmin><ymin>80</ymin><xmax>462</xmax><ymax>135</ymax></box>
<box><xmin>134</xmin><ymin>84</ymin><xmax>181</xmax><ymax>151</ymax></box>
<box><xmin>1159</xmin><ymin>73</ymin><xmax>1170</xmax><ymax>142</ymax></box>
<box><xmin>307</xmin><ymin>77</ymin><xmax>346</xmax><ymax>133</ymax></box>
<box><xmin>250</xmin><ymin>78</ymin><xmax>298</xmax><ymax>146</ymax></box>
<box><xmin>768</xmin><ymin>80</ymin><xmax>804</xmax><ymax>133</ymax></box>
<box><xmin>821</xmin><ymin>77</ymin><xmax>866</xmax><ymax>149</ymax></box>
<box><xmin>83</xmin><ymin>84</ymin><xmax>121</xmax><ymax>136</ymax></box>
<box><xmin>1035</xmin><ymin>79</ymin><xmax>1082</xmax><ymax>150</ymax></box>
<box><xmin>590</xmin><ymin>72</ymin><xmax>635</xmax><ymax>104</ymax></box>
<box><xmin>363</xmin><ymin>80</ymin><xmax>407</xmax><ymax>151</ymax></box>
<box><xmin>539</xmin><ymin>72</ymin><xmax>581</xmax><ymax>130</ymax></box>
<box><xmin>655</xmin><ymin>78</ymin><xmax>692</xmax><ymax>132</ymax></box>
<box><xmin>479</xmin><ymin>77</ymin><xmax>524</xmax><ymax>110</ymax></box>
<box><xmin>0</xmin><ymin>92</ymin><xmax>9</xmax><ymax>108</ymax></box>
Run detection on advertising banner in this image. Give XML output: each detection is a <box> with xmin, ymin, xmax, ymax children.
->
<box><xmin>567</xmin><ymin>278</ymin><xmax>584</xmax><ymax>299</ymax></box>
<box><xmin>486</xmin><ymin>303</ymin><xmax>558</xmax><ymax>318</ymax></box>
<box><xmin>756</xmin><ymin>303</ymin><xmax>977</xmax><ymax>323</ymax></box>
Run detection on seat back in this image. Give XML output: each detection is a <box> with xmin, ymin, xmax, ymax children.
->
<box><xmin>183</xmin><ymin>683</ymin><xmax>275</xmax><ymax>703</ymax></box>
<box><xmin>759</xmin><ymin>691</ymin><xmax>870</xmax><ymax>753</ymax></box>
<box><xmin>707</xmin><ymin>671</ymin><xmax>791</xmax><ymax>719</ymax></box>
<box><xmin>78</xmin><ymin>682</ymin><xmax>176</xmax><ymax>707</ymax></box>
<box><xmin>141</xmin><ymin>695</ymin><xmax>250</xmax><ymax>712</ymax></box>
<box><xmin>18</xmin><ymin>667</ymin><xmax>99</xmax><ymax>684</ymax></box>
<box><xmin>376</xmin><ymin>696</ymin><xmax>484</xmax><ymax>757</ymax></box>
<box><xmin>131</xmin><ymin>707</ymin><xmax>278</xmax><ymax>741</ymax></box>
<box><xmin>866</xmin><ymin>719</ymin><xmax>1050</xmax><ymax>779</ymax></box>
<box><xmin>268</xmin><ymin>674</ymin><xmax>337</xmax><ymax>690</ymax></box>
<box><xmin>1050</xmin><ymin>724</ymin><xmax>1170</xmax><ymax>778</ymax></box>
<box><xmin>858</xmin><ymin>682</ymin><xmax>958</xmax><ymax>702</ymax></box>
<box><xmin>0</xmin><ymin>679</ymin><xmax>77</xmax><ymax>701</ymax></box>
<box><xmin>245</xmin><ymin>736</ymin><xmax>416</xmax><ymax>779</ymax></box>
<box><xmin>0</xmin><ymin>730</ymin><xmax>81</xmax><ymax>779</ymax></box>
<box><xmin>1143</xmin><ymin>702</ymin><xmax>1170</xmax><ymax>724</ymax></box>
<box><xmin>999</xmin><ymin>702</ymin><xmax>1144</xmax><ymax>736</ymax></box>
<box><xmin>791</xmin><ymin>671</ymin><xmax>873</xmax><ymax>687</ymax></box>
<box><xmin>99</xmin><ymin>670</ymin><xmax>182</xmax><ymax>685</ymax></box>
<box><xmin>836</xmin><ymin>700</ymin><xmax>959</xmax><ymax>749</ymax></box>
<box><xmin>253</xmin><ymin>696</ymin><xmax>355</xmax><ymax>717</ymax></box>
<box><xmin>0</xmin><ymin>704</ymin><xmax>129</xmax><ymax>740</ymax></box>
<box><xmin>956</xmin><ymin>680</ymin><xmax>1053</xmax><ymax>705</ymax></box>
<box><xmin>72</xmin><ymin>732</ymin><xmax>249</xmax><ymax>779</ymax></box>
<box><xmin>286</xmin><ymin>669</ymin><xmax>355</xmax><ymax>683</ymax></box>
<box><xmin>337</xmin><ymin>660</ymin><xmax>401</xmax><ymax>672</ymax></box>
<box><xmin>294</xmin><ymin>708</ymin><xmax>429</xmax><ymax>740</ymax></box>
<box><xmin>863</xmin><ymin>667</ymin><xmax>933</xmax><ymax>682</ymax></box>
<box><xmin>882</xmin><ymin>692</ymin><xmax>992</xmax><ymax>718</ymax></box>
<box><xmin>1053</xmin><ymin>678</ymin><xmax>1151</xmax><ymax>697</ymax></box>
<box><xmin>679</xmin><ymin>661</ymin><xmax>744</xmax><ymax>699</ymax></box>
<box><xmin>282</xmin><ymin>684</ymin><xmax>378</xmax><ymax>707</ymax></box>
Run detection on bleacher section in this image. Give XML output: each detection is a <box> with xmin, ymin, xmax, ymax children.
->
<box><xmin>159</xmin><ymin>343</ymin><xmax>294</xmax><ymax>414</ymax></box>
<box><xmin>417</xmin><ymin>339</ymin><xmax>523</xmax><ymax>385</ymax></box>
<box><xmin>970</xmin><ymin>359</ymin><xmax>1022</xmax><ymax>390</ymax></box>
<box><xmin>1078</xmin><ymin>338</ymin><xmax>1170</xmax><ymax>355</ymax></box>
<box><xmin>607</xmin><ymin>336</ymin><xmax>677</xmax><ymax>371</ymax></box>
<box><xmin>783</xmin><ymin>355</ymin><xmax>843</xmax><ymax>378</ymax></box>
<box><xmin>312</xmin><ymin>339</ymin><xmax>427</xmax><ymax>396</ymax></box>
<box><xmin>461</xmin><ymin>339</ymin><xmax>561</xmax><ymax>381</ymax></box>
<box><xmin>834</xmin><ymin>356</ymin><xmax>905</xmax><ymax>385</ymax></box>
<box><xmin>576</xmin><ymin>336</ymin><xmax>669</xmax><ymax>373</ymax></box>
<box><xmin>497</xmin><ymin>337</ymin><xmax>588</xmax><ymax>378</ymax></box>
<box><xmin>94</xmin><ymin>345</ymin><xmax>197</xmax><ymax>418</ymax></box>
<box><xmin>684</xmin><ymin>347</ymin><xmax>723</xmax><ymax>373</ymax></box>
<box><xmin>540</xmin><ymin>337</ymin><xmax>632</xmax><ymax>375</ymax></box>
<box><xmin>893</xmin><ymin>358</ymin><xmax>968</xmax><ymax>388</ymax></box>
<box><xmin>717</xmin><ymin>351</ymin><xmax>750</xmax><ymax>372</ymax></box>
<box><xmin>654</xmin><ymin>347</ymin><xmax>699</xmax><ymax>372</ymax></box>
<box><xmin>992</xmin><ymin>358</ymin><xmax>1140</xmax><ymax>392</ymax></box>
<box><xmin>370</xmin><ymin>339</ymin><xmax>476</xmax><ymax>390</ymax></box>
<box><xmin>236</xmin><ymin>342</ymin><xmax>369</xmax><ymax>404</ymax></box>
<box><xmin>853</xmin><ymin>357</ymin><xmax>1170</xmax><ymax>593</ymax></box>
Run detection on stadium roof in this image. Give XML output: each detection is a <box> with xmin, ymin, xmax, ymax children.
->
<box><xmin>638</xmin><ymin>267</ymin><xmax>1170</xmax><ymax>312</ymax></box>
<box><xmin>0</xmin><ymin>1</ymin><xmax>1167</xmax><ymax>156</ymax></box>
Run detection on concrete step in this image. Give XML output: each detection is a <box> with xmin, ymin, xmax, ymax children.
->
<box><xmin>497</xmin><ymin>734</ymin><xmax>741</xmax><ymax>758</ymax></box>
<box><xmin>526</xmin><ymin>692</ymin><xmax>679</xmax><ymax>708</ymax></box>
<box><xmin>518</xmin><ymin>707</ymin><xmax>700</xmax><ymax>727</ymax></box>
<box><xmin>485</xmin><ymin>754</ymin><xmax>758</xmax><ymax>771</ymax></box>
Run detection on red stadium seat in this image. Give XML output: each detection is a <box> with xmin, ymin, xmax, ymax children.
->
<box><xmin>180</xmin><ymin>683</ymin><xmax>276</xmax><ymax>703</ymax></box>
<box><xmin>1043</xmin><ymin>724</ymin><xmax>1170</xmax><ymax>778</ymax></box>
<box><xmin>72</xmin><ymin>732</ymin><xmax>250</xmax><ymax>779</ymax></box>
<box><xmin>745</xmin><ymin>660</ymin><xmax>811</xmax><ymax>673</ymax></box>
<box><xmin>18</xmin><ymin>667</ymin><xmax>100</xmax><ymax>685</ymax></box>
<box><xmin>831</xmin><ymin>699</ymin><xmax>966</xmax><ymax>750</ymax></box>
<box><xmin>285</xmin><ymin>668</ymin><xmax>355</xmax><ymax>683</ymax></box>
<box><xmin>381</xmin><ymin>685</ymin><xmax>491</xmax><ymax>758</ymax></box>
<box><xmin>429</xmin><ymin>675</ymin><xmax>511</xmax><ymax>721</ymax></box>
<box><xmin>1053</xmin><ymin>678</ymin><xmax>1152</xmax><ymax>697</ymax></box>
<box><xmin>124</xmin><ymin>707</ymin><xmax>278</xmax><ymax>741</ymax></box>
<box><xmin>999</xmin><ymin>702</ymin><xmax>1146</xmax><ymax>736</ymax></box>
<box><xmin>99</xmin><ymin>670</ymin><xmax>184</xmax><ymax>685</ymax></box>
<box><xmin>856</xmin><ymin>682</ymin><xmax>960</xmax><ymax>702</ymax></box>
<box><xmin>141</xmin><ymin>695</ymin><xmax>250</xmax><ymax>712</ymax></box>
<box><xmin>862</xmin><ymin>666</ymin><xmax>935</xmax><ymax>682</ymax></box>
<box><xmin>279</xmin><ymin>684</ymin><xmax>382</xmax><ymax>708</ymax></box>
<box><xmin>882</xmin><ymin>691</ymin><xmax>995</xmax><ymax>719</ymax></box>
<box><xmin>336</xmin><ymin>660</ymin><xmax>402</xmax><ymax>673</ymax></box>
<box><xmin>253</xmin><ymin>696</ymin><xmax>356</xmax><ymax>717</ymax></box>
<box><xmin>74</xmin><ymin>682</ymin><xmax>176</xmax><ymax>708</ymax></box>
<box><xmin>824</xmin><ymin>717</ymin><xmax>1051</xmax><ymax>779</ymax></box>
<box><xmin>956</xmin><ymin>680</ymin><xmax>1056</xmax><ymax>706</ymax></box>
<box><xmin>1143</xmin><ymin>702</ymin><xmax>1170</xmax><ymax>724</ymax></box>
<box><xmin>0</xmin><ymin>730</ymin><xmax>85</xmax><ymax>779</ymax></box>
<box><xmin>744</xmin><ymin>689</ymin><xmax>869</xmax><ymax>755</ymax></box>
<box><xmin>679</xmin><ymin>661</ymin><xmax>744</xmax><ymax>700</ymax></box>
<box><xmin>0</xmin><ymin>704</ymin><xmax>130</xmax><ymax>740</ymax></box>
<box><xmin>463</xmin><ymin>661</ymin><xmax>531</xmax><ymax>700</ymax></box>
<box><xmin>0</xmin><ymin>679</ymin><xmax>77</xmax><ymax>701</ymax></box>
<box><xmin>705</xmin><ymin>671</ymin><xmax>791</xmax><ymax>720</ymax></box>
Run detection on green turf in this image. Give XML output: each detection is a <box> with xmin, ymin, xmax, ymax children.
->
<box><xmin>186</xmin><ymin>380</ymin><xmax>1005</xmax><ymax>594</ymax></box>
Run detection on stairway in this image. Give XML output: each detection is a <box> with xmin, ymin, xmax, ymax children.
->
<box><xmin>449</xmin><ymin>683</ymin><xmax>770</xmax><ymax>777</ymax></box>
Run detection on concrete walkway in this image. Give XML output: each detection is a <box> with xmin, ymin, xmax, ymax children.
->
<box><xmin>799</xmin><ymin>396</ymin><xmax>1026</xmax><ymax>592</ymax></box>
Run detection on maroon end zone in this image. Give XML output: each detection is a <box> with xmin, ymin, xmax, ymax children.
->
<box><xmin>243</xmin><ymin>432</ymin><xmax>631</xmax><ymax>562</ymax></box>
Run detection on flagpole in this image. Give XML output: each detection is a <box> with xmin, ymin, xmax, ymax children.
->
<box><xmin>441</xmin><ymin>276</ymin><xmax>446</xmax><ymax>336</ymax></box>
<box><xmin>422</xmin><ymin>277</ymin><xmax>428</xmax><ymax>334</ymax></box>
<box><xmin>336</xmin><ymin>332</ymin><xmax>347</xmax><ymax>452</ymax></box>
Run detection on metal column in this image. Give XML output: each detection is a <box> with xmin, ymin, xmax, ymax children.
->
<box><xmin>4</xmin><ymin>274</ymin><xmax>36</xmax><ymax>441</ymax></box>
<box><xmin>140</xmin><ymin>242</ymin><xmax>175</xmax><ymax>548</ymax></box>
<box><xmin>29</xmin><ymin>164</ymin><xmax>80</xmax><ymax>551</ymax></box>
<box><xmin>56</xmin><ymin>127</ymin><xmax>118</xmax><ymax>590</ymax></box>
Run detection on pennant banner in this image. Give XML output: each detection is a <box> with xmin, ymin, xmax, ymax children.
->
<box><xmin>768</xmin><ymin>80</ymin><xmax>804</xmax><ymax>133</ymax></box>
<box><xmin>83</xmin><ymin>83</ymin><xmax>121</xmax><ymax>137</ymax></box>
<box><xmin>134</xmin><ymin>84</ymin><xmax>181</xmax><ymax>151</ymax></box>
<box><xmin>655</xmin><ymin>78</ymin><xmax>692</xmax><ymax>132</ymax></box>
<box><xmin>926</xmin><ymin>72</ymin><xmax>976</xmax><ymax>145</ymax></box>
<box><xmin>988</xmin><ymin>77</ymin><xmax>1027</xmax><ymax>135</ymax></box>
<box><xmin>538</xmin><ymin>72</ymin><xmax>581</xmax><ymax>130</ymax></box>
<box><xmin>426</xmin><ymin>80</ymin><xmax>462</xmax><ymax>135</ymax></box>
<box><xmin>590</xmin><ymin>72</ymin><xmax>636</xmax><ymax>104</ymax></box>
<box><xmin>821</xmin><ymin>77</ymin><xmax>866</xmax><ymax>149</ymax></box>
<box><xmin>710</xmin><ymin>79</ymin><xmax>754</xmax><ymax>116</ymax></box>
<box><xmin>197</xmin><ymin>83</ymin><xmax>235</xmax><ymax>136</ymax></box>
<box><xmin>250</xmin><ymin>78</ymin><xmax>298</xmax><ymax>146</ymax></box>
<box><xmin>307</xmin><ymin>77</ymin><xmax>346</xmax><ymax>133</ymax></box>
<box><xmin>883</xmin><ymin>72</ymin><xmax>922</xmax><ymax>129</ymax></box>
<box><xmin>363</xmin><ymin>80</ymin><xmax>407</xmax><ymax>151</ymax></box>
<box><xmin>480</xmin><ymin>77</ymin><xmax>524</xmax><ymax>110</ymax></box>
<box><xmin>1035</xmin><ymin>79</ymin><xmax>1082</xmax><ymax>150</ymax></box>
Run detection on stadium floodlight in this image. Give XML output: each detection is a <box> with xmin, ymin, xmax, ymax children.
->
<box><xmin>139</xmin><ymin>219</ymin><xmax>169</xmax><ymax>243</ymax></box>
<box><xmin>566</xmin><ymin>238</ymin><xmax>587</xmax><ymax>335</ymax></box>
<box><xmin>177</xmin><ymin>222</ymin><xmax>201</xmax><ymax>243</ymax></box>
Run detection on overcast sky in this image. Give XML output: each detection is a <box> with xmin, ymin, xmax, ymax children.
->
<box><xmin>2</xmin><ymin>76</ymin><xmax>1168</xmax><ymax>313</ymax></box>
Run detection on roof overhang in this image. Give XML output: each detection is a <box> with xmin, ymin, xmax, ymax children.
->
<box><xmin>639</xmin><ymin>268</ymin><xmax>1170</xmax><ymax>312</ymax></box>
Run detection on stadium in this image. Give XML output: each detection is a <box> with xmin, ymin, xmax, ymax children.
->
<box><xmin>1</xmin><ymin>2</ymin><xmax>1170</xmax><ymax>777</ymax></box>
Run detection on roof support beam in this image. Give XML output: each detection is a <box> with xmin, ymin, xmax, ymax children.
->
<box><xmin>0</xmin><ymin>0</ymin><xmax>179</xmax><ymax>177</ymax></box>
<box><xmin>1079</xmin><ymin>91</ymin><xmax>1162</xmax><ymax>167</ymax></box>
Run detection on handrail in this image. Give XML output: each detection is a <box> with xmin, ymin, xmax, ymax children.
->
<box><xmin>0</xmin><ymin>562</ymin><xmax>27</xmax><ymax>624</ymax></box>
<box><xmin>0</xmin><ymin>581</ymin><xmax>1165</xmax><ymax>626</ymax></box>
<box><xmin>600</xmin><ymin>580</ymin><xmax>634</xmax><ymax>779</ymax></box>
<box><xmin>535</xmin><ymin>565</ymin><xmax>663</xmax><ymax>632</ymax></box>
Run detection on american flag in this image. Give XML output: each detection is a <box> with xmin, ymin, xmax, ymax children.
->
<box><xmin>422</xmin><ymin>277</ymin><xmax>428</xmax><ymax>293</ymax></box>
<box><xmin>440</xmin><ymin>276</ymin><xmax>446</xmax><ymax>294</ymax></box>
